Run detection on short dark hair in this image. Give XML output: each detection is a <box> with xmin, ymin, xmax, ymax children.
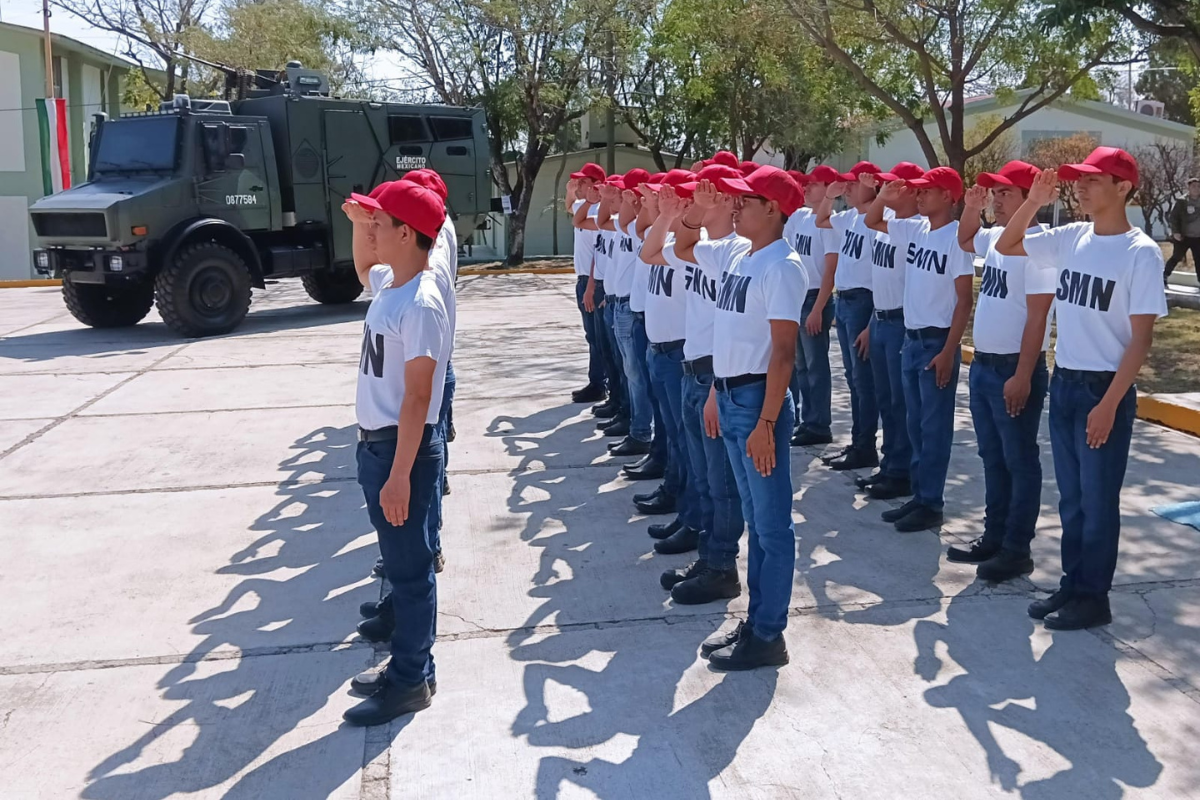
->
<box><xmin>389</xmin><ymin>214</ymin><xmax>435</xmax><ymax>251</ymax></box>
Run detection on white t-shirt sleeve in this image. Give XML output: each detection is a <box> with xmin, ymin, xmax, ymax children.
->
<box><xmin>1022</xmin><ymin>224</ymin><xmax>1075</xmax><ymax>269</ymax></box>
<box><xmin>887</xmin><ymin>217</ymin><xmax>922</xmax><ymax>241</ymax></box>
<box><xmin>1129</xmin><ymin>243</ymin><xmax>1169</xmax><ymax>319</ymax></box>
<box><xmin>368</xmin><ymin>265</ymin><xmax>393</xmax><ymax>295</ymax></box>
<box><xmin>763</xmin><ymin>260</ymin><xmax>809</xmax><ymax>323</ymax></box>
<box><xmin>973</xmin><ymin>227</ymin><xmax>999</xmax><ymax>257</ymax></box>
<box><xmin>830</xmin><ymin>209</ymin><xmax>854</xmax><ymax>236</ymax></box>
<box><xmin>399</xmin><ymin>302</ymin><xmax>448</xmax><ymax>363</ymax></box>
<box><xmin>822</xmin><ymin>228</ymin><xmax>839</xmax><ymax>261</ymax></box>
<box><xmin>662</xmin><ymin>242</ymin><xmax>689</xmax><ymax>270</ymax></box>
<box><xmin>571</xmin><ymin>199</ymin><xmax>585</xmax><ymax>213</ymax></box>
<box><xmin>949</xmin><ymin>225</ymin><xmax>975</xmax><ymax>277</ymax></box>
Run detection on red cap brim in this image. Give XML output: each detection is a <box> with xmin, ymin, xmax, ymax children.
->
<box><xmin>838</xmin><ymin>173</ymin><xmax>856</xmax><ymax>182</ymax></box>
<box><xmin>350</xmin><ymin>192</ymin><xmax>381</xmax><ymax>210</ymax></box>
<box><xmin>716</xmin><ymin>176</ymin><xmax>753</xmax><ymax>195</ymax></box>
<box><xmin>976</xmin><ymin>173</ymin><xmax>1013</xmax><ymax>188</ymax></box>
<box><xmin>877</xmin><ymin>173</ymin><xmax>901</xmax><ymax>183</ymax></box>
<box><xmin>1057</xmin><ymin>164</ymin><xmax>1103</xmax><ymax>181</ymax></box>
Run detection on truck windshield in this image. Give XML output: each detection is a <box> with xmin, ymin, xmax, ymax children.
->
<box><xmin>94</xmin><ymin>117</ymin><xmax>179</xmax><ymax>173</ymax></box>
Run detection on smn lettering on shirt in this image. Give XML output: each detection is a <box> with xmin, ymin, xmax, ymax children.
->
<box><xmin>979</xmin><ymin>264</ymin><xmax>1009</xmax><ymax>299</ymax></box>
<box><xmin>871</xmin><ymin>239</ymin><xmax>896</xmax><ymax>270</ymax></box>
<box><xmin>619</xmin><ymin>235</ymin><xmax>634</xmax><ymax>253</ymax></box>
<box><xmin>648</xmin><ymin>264</ymin><xmax>675</xmax><ymax>297</ymax></box>
<box><xmin>793</xmin><ymin>234</ymin><xmax>812</xmax><ymax>257</ymax></box>
<box><xmin>716</xmin><ymin>272</ymin><xmax>750</xmax><ymax>313</ymax></box>
<box><xmin>684</xmin><ymin>264</ymin><xmax>717</xmax><ymax>302</ymax></box>
<box><xmin>907</xmin><ymin>243</ymin><xmax>947</xmax><ymax>274</ymax></box>
<box><xmin>1057</xmin><ymin>269</ymin><xmax>1116</xmax><ymax>312</ymax></box>
<box><xmin>360</xmin><ymin>325</ymin><xmax>385</xmax><ymax>378</ymax></box>
<box><xmin>841</xmin><ymin>229</ymin><xmax>865</xmax><ymax>260</ymax></box>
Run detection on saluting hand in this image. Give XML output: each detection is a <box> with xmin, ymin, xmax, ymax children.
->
<box><xmin>879</xmin><ymin>179</ymin><xmax>908</xmax><ymax>204</ymax></box>
<box><xmin>586</xmin><ymin>184</ymin><xmax>602</xmax><ymax>204</ymax></box>
<box><xmin>343</xmin><ymin>200</ymin><xmax>373</xmax><ymax>225</ymax></box>
<box><xmin>858</xmin><ymin>172</ymin><xmax>880</xmax><ymax>190</ymax></box>
<box><xmin>380</xmin><ymin>473</ymin><xmax>410</xmax><ymax>527</ymax></box>
<box><xmin>963</xmin><ymin>185</ymin><xmax>989</xmax><ymax>214</ymax></box>
<box><xmin>827</xmin><ymin>181</ymin><xmax>849</xmax><ymax>200</ymax></box>
<box><xmin>659</xmin><ymin>187</ymin><xmax>685</xmax><ymax>220</ymax></box>
<box><xmin>693</xmin><ymin>179</ymin><xmax>719</xmax><ymax>209</ymax></box>
<box><xmin>1028</xmin><ymin>169</ymin><xmax>1058</xmax><ymax>206</ymax></box>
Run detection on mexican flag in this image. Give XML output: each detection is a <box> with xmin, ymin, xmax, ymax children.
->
<box><xmin>36</xmin><ymin>97</ymin><xmax>71</xmax><ymax>195</ymax></box>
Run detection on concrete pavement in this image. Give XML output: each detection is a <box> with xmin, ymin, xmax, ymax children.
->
<box><xmin>0</xmin><ymin>274</ymin><xmax>1198</xmax><ymax>799</ymax></box>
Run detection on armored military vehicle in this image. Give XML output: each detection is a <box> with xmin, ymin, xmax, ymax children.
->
<box><xmin>29</xmin><ymin>62</ymin><xmax>491</xmax><ymax>337</ymax></box>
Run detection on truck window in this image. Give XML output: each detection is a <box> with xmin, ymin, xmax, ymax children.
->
<box><xmin>389</xmin><ymin>115</ymin><xmax>429</xmax><ymax>144</ymax></box>
<box><xmin>430</xmin><ymin>117</ymin><xmax>474</xmax><ymax>141</ymax></box>
<box><xmin>94</xmin><ymin>117</ymin><xmax>179</xmax><ymax>173</ymax></box>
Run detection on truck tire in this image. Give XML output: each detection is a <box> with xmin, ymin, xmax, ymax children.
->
<box><xmin>301</xmin><ymin>269</ymin><xmax>364</xmax><ymax>304</ymax></box>
<box><xmin>62</xmin><ymin>274</ymin><xmax>155</xmax><ymax>329</ymax></box>
<box><xmin>155</xmin><ymin>241</ymin><xmax>252</xmax><ymax>337</ymax></box>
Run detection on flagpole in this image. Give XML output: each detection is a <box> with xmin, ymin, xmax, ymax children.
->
<box><xmin>43</xmin><ymin>0</ymin><xmax>55</xmax><ymax>98</ymax></box>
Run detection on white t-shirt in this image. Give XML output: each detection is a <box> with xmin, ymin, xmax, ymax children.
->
<box><xmin>357</xmin><ymin>266</ymin><xmax>450</xmax><ymax>430</ymax></box>
<box><xmin>426</xmin><ymin>216</ymin><xmax>458</xmax><ymax>354</ymax></box>
<box><xmin>830</xmin><ymin>209</ymin><xmax>876</xmax><ymax>291</ymax></box>
<box><xmin>971</xmin><ymin>225</ymin><xmax>1051</xmax><ymax>355</ymax></box>
<box><xmin>783</xmin><ymin>208</ymin><xmax>828</xmax><ymax>290</ymax></box>
<box><xmin>607</xmin><ymin>217</ymin><xmax>640</xmax><ymax>298</ymax></box>
<box><xmin>1023</xmin><ymin>223</ymin><xmax>1168</xmax><ymax>371</ymax></box>
<box><xmin>593</xmin><ymin>229</ymin><xmax>614</xmax><ymax>282</ymax></box>
<box><xmin>711</xmin><ymin>239</ymin><xmax>809</xmax><ymax>376</ymax></box>
<box><xmin>672</xmin><ymin>231</ymin><xmax>751</xmax><ymax>360</ymax></box>
<box><xmin>646</xmin><ymin>233</ymin><xmax>689</xmax><ymax>343</ymax></box>
<box><xmin>630</xmin><ymin>223</ymin><xmax>652</xmax><ymax>313</ymax></box>
<box><xmin>889</xmin><ymin>217</ymin><xmax>975</xmax><ymax>329</ymax></box>
<box><xmin>572</xmin><ymin>200</ymin><xmax>596</xmax><ymax>277</ymax></box>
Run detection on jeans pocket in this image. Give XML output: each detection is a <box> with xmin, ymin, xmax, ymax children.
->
<box><xmin>723</xmin><ymin>384</ymin><xmax>763</xmax><ymax>412</ymax></box>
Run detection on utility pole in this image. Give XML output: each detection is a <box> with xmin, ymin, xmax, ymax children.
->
<box><xmin>605</xmin><ymin>30</ymin><xmax>615</xmax><ymax>175</ymax></box>
<box><xmin>42</xmin><ymin>0</ymin><xmax>55</xmax><ymax>97</ymax></box>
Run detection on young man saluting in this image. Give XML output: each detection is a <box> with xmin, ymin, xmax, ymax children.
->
<box><xmin>950</xmin><ymin>161</ymin><xmax>1052</xmax><ymax>582</ymax></box>
<box><xmin>865</xmin><ymin>168</ymin><xmax>975</xmax><ymax>532</ymax></box>
<box><xmin>691</xmin><ymin>166</ymin><xmax>806</xmax><ymax>670</ymax></box>
<box><xmin>341</xmin><ymin>180</ymin><xmax>451</xmax><ymax>725</ymax></box>
<box><xmin>996</xmin><ymin>148</ymin><xmax>1167</xmax><ymax>630</ymax></box>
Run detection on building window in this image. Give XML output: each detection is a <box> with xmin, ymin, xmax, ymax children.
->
<box><xmin>52</xmin><ymin>56</ymin><xmax>64</xmax><ymax>98</ymax></box>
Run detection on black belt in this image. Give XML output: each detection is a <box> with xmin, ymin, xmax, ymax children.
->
<box><xmin>906</xmin><ymin>326</ymin><xmax>951</xmax><ymax>340</ymax></box>
<box><xmin>805</xmin><ymin>288</ymin><xmax>820</xmax><ymax>299</ymax></box>
<box><xmin>359</xmin><ymin>426</ymin><xmax>398</xmax><ymax>442</ymax></box>
<box><xmin>632</xmin><ymin>311</ymin><xmax>645</xmax><ymax>322</ymax></box>
<box><xmin>605</xmin><ymin>294</ymin><xmax>619</xmax><ymax>303</ymax></box>
<box><xmin>874</xmin><ymin>307</ymin><xmax>904</xmax><ymax>321</ymax></box>
<box><xmin>1055</xmin><ymin>367</ymin><xmax>1116</xmax><ymax>384</ymax></box>
<box><xmin>613</xmin><ymin>295</ymin><xmax>630</xmax><ymax>303</ymax></box>
<box><xmin>682</xmin><ymin>355</ymin><xmax>714</xmax><ymax>376</ymax></box>
<box><xmin>649</xmin><ymin>339</ymin><xmax>685</xmax><ymax>354</ymax></box>
<box><xmin>838</xmin><ymin>287</ymin><xmax>872</xmax><ymax>299</ymax></box>
<box><xmin>714</xmin><ymin>373</ymin><xmax>766</xmax><ymax>391</ymax></box>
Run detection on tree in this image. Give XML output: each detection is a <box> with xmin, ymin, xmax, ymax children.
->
<box><xmin>937</xmin><ymin>113</ymin><xmax>1018</xmax><ymax>188</ymax></box>
<box><xmin>373</xmin><ymin>0</ymin><xmax>615</xmax><ymax>264</ymax></box>
<box><xmin>1134</xmin><ymin>139</ymin><xmax>1197</xmax><ymax>237</ymax></box>
<box><xmin>1135</xmin><ymin>39</ymin><xmax>1198</xmax><ymax>125</ymax></box>
<box><xmin>1041</xmin><ymin>0</ymin><xmax>1200</xmax><ymax>64</ymax></box>
<box><xmin>1027</xmin><ymin>133</ymin><xmax>1100</xmax><ymax>220</ymax></box>
<box><xmin>785</xmin><ymin>0</ymin><xmax>1136</xmax><ymax>176</ymax></box>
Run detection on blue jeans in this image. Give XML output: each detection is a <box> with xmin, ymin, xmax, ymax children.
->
<box><xmin>680</xmin><ymin>372</ymin><xmax>743</xmax><ymax>569</ymax></box>
<box><xmin>869</xmin><ymin>315</ymin><xmax>912</xmax><ymax>480</ymax></box>
<box><xmin>1049</xmin><ymin>371</ymin><xmax>1137</xmax><ymax>596</ymax></box>
<box><xmin>357</xmin><ymin>425</ymin><xmax>444</xmax><ymax>687</ymax></box>
<box><xmin>611</xmin><ymin>300</ymin><xmax>654</xmax><ymax>443</ymax></box>
<box><xmin>648</xmin><ymin>346</ymin><xmax>696</xmax><ymax>525</ymax></box>
<box><xmin>575</xmin><ymin>276</ymin><xmax>604</xmax><ymax>389</ymax></box>
<box><xmin>791</xmin><ymin>289</ymin><xmax>833</xmax><ymax>436</ymax></box>
<box><xmin>632</xmin><ymin>313</ymin><xmax>668</xmax><ymax>467</ymax></box>
<box><xmin>835</xmin><ymin>289</ymin><xmax>878</xmax><ymax>452</ymax></box>
<box><xmin>599</xmin><ymin>290</ymin><xmax>628</xmax><ymax>416</ymax></box>
<box><xmin>717</xmin><ymin>381</ymin><xmax>795</xmax><ymax>641</ymax></box>
<box><xmin>900</xmin><ymin>330</ymin><xmax>961</xmax><ymax>511</ymax></box>
<box><xmin>969</xmin><ymin>356</ymin><xmax>1047</xmax><ymax>555</ymax></box>
<box><xmin>428</xmin><ymin>360</ymin><xmax>456</xmax><ymax>553</ymax></box>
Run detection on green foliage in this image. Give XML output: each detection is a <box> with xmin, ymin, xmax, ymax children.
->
<box><xmin>120</xmin><ymin>68</ymin><xmax>161</xmax><ymax>111</ymax></box>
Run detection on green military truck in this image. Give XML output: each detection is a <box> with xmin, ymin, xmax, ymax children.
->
<box><xmin>29</xmin><ymin>63</ymin><xmax>491</xmax><ymax>337</ymax></box>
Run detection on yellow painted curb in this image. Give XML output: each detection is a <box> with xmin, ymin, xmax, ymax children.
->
<box><xmin>459</xmin><ymin>266</ymin><xmax>574</xmax><ymax>276</ymax></box>
<box><xmin>961</xmin><ymin>344</ymin><xmax>975</xmax><ymax>365</ymax></box>
<box><xmin>0</xmin><ymin>279</ymin><xmax>61</xmax><ymax>288</ymax></box>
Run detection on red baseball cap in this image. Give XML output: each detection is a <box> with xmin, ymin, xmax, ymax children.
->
<box><xmin>351</xmin><ymin>180</ymin><xmax>446</xmax><ymax>239</ymax></box>
<box><xmin>787</xmin><ymin>170</ymin><xmax>810</xmax><ymax>186</ymax></box>
<box><xmin>840</xmin><ymin>161</ymin><xmax>882</xmax><ymax>182</ymax></box>
<box><xmin>808</xmin><ymin>165</ymin><xmax>842</xmax><ymax>185</ymax></box>
<box><xmin>977</xmin><ymin>160</ymin><xmax>1041</xmax><ymax>191</ymax></box>
<box><xmin>644</xmin><ymin>168</ymin><xmax>696</xmax><ymax>193</ymax></box>
<box><xmin>717</xmin><ymin>166</ymin><xmax>804</xmax><ymax>216</ymax></box>
<box><xmin>622</xmin><ymin>168</ymin><xmax>651</xmax><ymax>192</ymax></box>
<box><xmin>403</xmin><ymin>169</ymin><xmax>448</xmax><ymax>201</ymax></box>
<box><xmin>570</xmin><ymin>162</ymin><xmax>606</xmax><ymax>182</ymax></box>
<box><xmin>878</xmin><ymin>162</ymin><xmax>925</xmax><ymax>182</ymax></box>
<box><xmin>711</xmin><ymin>151</ymin><xmax>739</xmax><ymax>169</ymax></box>
<box><xmin>678</xmin><ymin>164</ymin><xmax>744</xmax><ymax>196</ymax></box>
<box><xmin>907</xmin><ymin>166</ymin><xmax>964</xmax><ymax>202</ymax></box>
<box><xmin>649</xmin><ymin>172</ymin><xmax>667</xmax><ymax>183</ymax></box>
<box><xmin>739</xmin><ymin>160</ymin><xmax>759</xmax><ymax>176</ymax></box>
<box><xmin>1058</xmin><ymin>146</ymin><xmax>1139</xmax><ymax>185</ymax></box>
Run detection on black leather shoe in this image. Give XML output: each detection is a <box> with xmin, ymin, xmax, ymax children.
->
<box><xmin>357</xmin><ymin>605</ymin><xmax>395</xmax><ymax>642</ymax></box>
<box><xmin>661</xmin><ymin>558</ymin><xmax>706</xmax><ymax>590</ymax></box>
<box><xmin>828</xmin><ymin>448</ymin><xmax>879</xmax><ymax>471</ymax></box>
<box><xmin>360</xmin><ymin>595</ymin><xmax>390</xmax><ymax>619</ymax></box>
<box><xmin>1028</xmin><ymin>589</ymin><xmax>1073</xmax><ymax>620</ymax></box>
<box><xmin>447</xmin><ymin>423</ymin><xmax>455</xmax><ymax>442</ymax></box>
<box><xmin>442</xmin><ymin>477</ymin><xmax>451</xmax><ymax>496</ymax></box>
<box><xmin>343</xmin><ymin>680</ymin><xmax>432</xmax><ymax>726</ymax></box>
<box><xmin>372</xmin><ymin>556</ymin><xmax>384</xmax><ymax>578</ymax></box>
<box><xmin>624</xmin><ymin>459</ymin><xmax>665</xmax><ymax>480</ymax></box>
<box><xmin>352</xmin><ymin>661</ymin><xmax>439</xmax><ymax>697</ymax></box>
<box><xmin>701</xmin><ymin>620</ymin><xmax>750</xmax><ymax>658</ymax></box>
<box><xmin>602</xmin><ymin>419</ymin><xmax>630</xmax><ymax>438</ymax></box>
<box><xmin>854</xmin><ymin>471</ymin><xmax>884</xmax><ymax>489</ymax></box>
<box><xmin>648</xmin><ymin>517</ymin><xmax>682</xmax><ymax>540</ymax></box>
<box><xmin>610</xmin><ymin>437</ymin><xmax>651</xmax><ymax>457</ymax></box>
<box><xmin>654</xmin><ymin>525</ymin><xmax>700</xmax><ymax>554</ymax></box>
<box><xmin>709</xmin><ymin>631</ymin><xmax>789</xmax><ymax>671</ymax></box>
<box><xmin>636</xmin><ymin>493</ymin><xmax>677</xmax><ymax>515</ymax></box>
<box><xmin>947</xmin><ymin>537</ymin><xmax>1002</xmax><ymax>564</ymax></box>
<box><xmin>881</xmin><ymin>499</ymin><xmax>920</xmax><ymax>523</ymax></box>
<box><xmin>634</xmin><ymin>485</ymin><xmax>665</xmax><ymax>504</ymax></box>
<box><xmin>1044</xmin><ymin>594</ymin><xmax>1112</xmax><ymax>630</ymax></box>
<box><xmin>572</xmin><ymin>384</ymin><xmax>606</xmax><ymax>404</ymax></box>
<box><xmin>976</xmin><ymin>549</ymin><xmax>1034</xmax><ymax>583</ymax></box>
<box><xmin>434</xmin><ymin>550</ymin><xmax>445</xmax><ymax>574</ymax></box>
<box><xmin>597</xmin><ymin>415</ymin><xmax>626</xmax><ymax>431</ymax></box>
<box><xmin>592</xmin><ymin>401</ymin><xmax>619</xmax><ymax>419</ymax></box>
<box><xmin>866</xmin><ymin>476</ymin><xmax>912</xmax><ymax>500</ymax></box>
<box><xmin>791</xmin><ymin>429</ymin><xmax>833</xmax><ymax>447</ymax></box>
<box><xmin>820</xmin><ymin>445</ymin><xmax>852</xmax><ymax>465</ymax></box>
<box><xmin>894</xmin><ymin>504</ymin><xmax>944</xmax><ymax>532</ymax></box>
<box><xmin>671</xmin><ymin>565</ymin><xmax>740</xmax><ymax>605</ymax></box>
<box><xmin>627</xmin><ymin>454</ymin><xmax>652</xmax><ymax>471</ymax></box>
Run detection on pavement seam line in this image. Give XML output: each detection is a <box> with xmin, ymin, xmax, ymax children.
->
<box><xmin>1088</xmin><ymin>626</ymin><xmax>1200</xmax><ymax>705</ymax></box>
<box><xmin>0</xmin><ymin>344</ymin><xmax>190</xmax><ymax>463</ymax></box>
